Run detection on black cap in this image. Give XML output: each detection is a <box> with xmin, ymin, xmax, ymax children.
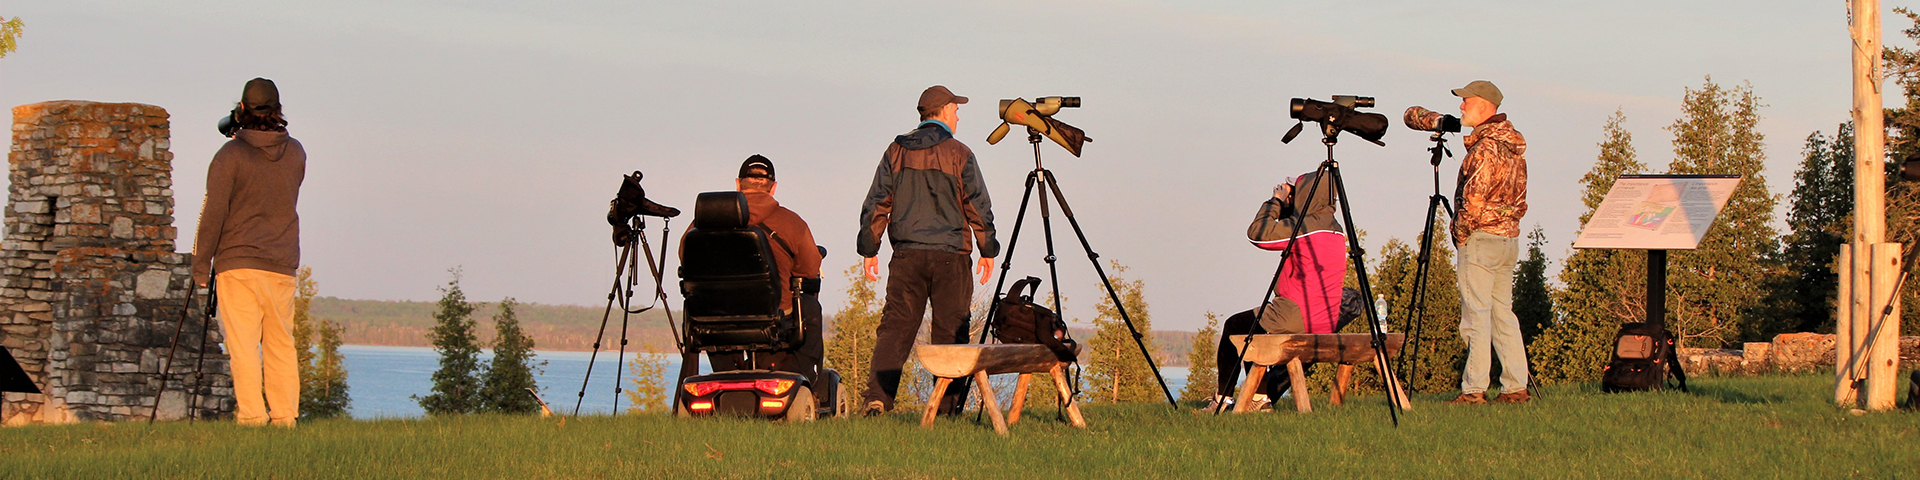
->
<box><xmin>242</xmin><ymin>78</ymin><xmax>280</xmax><ymax>112</ymax></box>
<box><xmin>739</xmin><ymin>154</ymin><xmax>775</xmax><ymax>181</ymax></box>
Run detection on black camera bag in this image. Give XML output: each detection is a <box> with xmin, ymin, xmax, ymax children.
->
<box><xmin>1601</xmin><ymin>322</ymin><xmax>1688</xmax><ymax>393</ymax></box>
<box><xmin>991</xmin><ymin>277</ymin><xmax>1077</xmax><ymax>362</ymax></box>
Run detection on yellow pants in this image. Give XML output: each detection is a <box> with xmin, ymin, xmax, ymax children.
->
<box><xmin>216</xmin><ymin>268</ymin><xmax>299</xmax><ymax>426</ymax></box>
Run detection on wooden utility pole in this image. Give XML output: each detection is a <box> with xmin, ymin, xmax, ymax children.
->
<box><xmin>1840</xmin><ymin>0</ymin><xmax>1900</xmax><ymax>411</ymax></box>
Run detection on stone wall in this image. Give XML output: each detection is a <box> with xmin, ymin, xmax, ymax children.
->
<box><xmin>0</xmin><ymin>101</ymin><xmax>229</xmax><ymax>424</ymax></box>
<box><xmin>1677</xmin><ymin>333</ymin><xmax>1920</xmax><ymax>377</ymax></box>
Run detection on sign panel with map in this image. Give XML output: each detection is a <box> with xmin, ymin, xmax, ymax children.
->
<box><xmin>1572</xmin><ymin>174</ymin><xmax>1741</xmax><ymax>250</ymax></box>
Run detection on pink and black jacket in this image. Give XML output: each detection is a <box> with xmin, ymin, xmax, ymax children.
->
<box><xmin>1247</xmin><ymin>171</ymin><xmax>1347</xmax><ymax>334</ymax></box>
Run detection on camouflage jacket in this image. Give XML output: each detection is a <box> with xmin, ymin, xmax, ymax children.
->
<box><xmin>1452</xmin><ymin>114</ymin><xmax>1527</xmax><ymax>244</ymax></box>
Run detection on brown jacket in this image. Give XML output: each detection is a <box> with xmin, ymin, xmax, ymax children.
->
<box><xmin>192</xmin><ymin>129</ymin><xmax>306</xmax><ymax>285</ymax></box>
<box><xmin>1452</xmin><ymin>114</ymin><xmax>1527</xmax><ymax>245</ymax></box>
<box><xmin>744</xmin><ymin>191</ymin><xmax>821</xmax><ymax>308</ymax></box>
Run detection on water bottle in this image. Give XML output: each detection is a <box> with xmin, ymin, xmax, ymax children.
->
<box><xmin>1374</xmin><ymin>294</ymin><xmax>1390</xmax><ymax>333</ymax></box>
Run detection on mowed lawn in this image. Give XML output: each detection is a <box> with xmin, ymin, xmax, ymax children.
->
<box><xmin>4</xmin><ymin>374</ymin><xmax>1916</xmax><ymax>479</ymax></box>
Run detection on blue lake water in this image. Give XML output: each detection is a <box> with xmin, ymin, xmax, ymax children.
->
<box><xmin>341</xmin><ymin>344</ymin><xmax>1190</xmax><ymax>418</ymax></box>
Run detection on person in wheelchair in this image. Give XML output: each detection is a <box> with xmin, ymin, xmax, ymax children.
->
<box><xmin>675</xmin><ymin>156</ymin><xmax>844</xmax><ymax>419</ymax></box>
<box><xmin>699</xmin><ymin>155</ymin><xmax>824</xmax><ymax>382</ymax></box>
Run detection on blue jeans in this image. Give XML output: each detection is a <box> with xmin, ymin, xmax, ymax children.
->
<box><xmin>1457</xmin><ymin>230</ymin><xmax>1528</xmax><ymax>394</ymax></box>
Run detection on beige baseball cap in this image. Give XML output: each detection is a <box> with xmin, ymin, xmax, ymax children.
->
<box><xmin>1451</xmin><ymin>80</ymin><xmax>1503</xmax><ymax>107</ymax></box>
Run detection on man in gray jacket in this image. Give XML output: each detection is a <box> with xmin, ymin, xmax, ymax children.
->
<box><xmin>856</xmin><ymin>85</ymin><xmax>998</xmax><ymax>415</ymax></box>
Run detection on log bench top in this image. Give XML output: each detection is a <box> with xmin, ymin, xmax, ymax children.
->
<box><xmin>914</xmin><ymin>344</ymin><xmax>1077</xmax><ymax>378</ymax></box>
<box><xmin>1227</xmin><ymin>333</ymin><xmax>1406</xmax><ymax>366</ymax></box>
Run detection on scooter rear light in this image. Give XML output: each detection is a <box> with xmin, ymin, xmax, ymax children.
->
<box><xmin>689</xmin><ymin>401</ymin><xmax>714</xmax><ymax>411</ymax></box>
<box><xmin>760</xmin><ymin>400</ymin><xmax>785</xmax><ymax>409</ymax></box>
<box><xmin>754</xmin><ymin>379</ymin><xmax>795</xmax><ymax>396</ymax></box>
<box><xmin>684</xmin><ymin>380</ymin><xmax>756</xmax><ymax>397</ymax></box>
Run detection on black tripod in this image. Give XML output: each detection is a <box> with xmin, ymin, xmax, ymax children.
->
<box><xmin>148</xmin><ymin>280</ymin><xmax>217</xmax><ymax>424</ymax></box>
<box><xmin>976</xmin><ymin>129</ymin><xmax>1178</xmax><ymax>409</ymax></box>
<box><xmin>572</xmin><ymin>216</ymin><xmax>679</xmax><ymax>416</ymax></box>
<box><xmin>1393</xmin><ymin>132</ymin><xmax>1454</xmax><ymax>391</ymax></box>
<box><xmin>1224</xmin><ymin>125</ymin><xmax>1410</xmax><ymax>424</ymax></box>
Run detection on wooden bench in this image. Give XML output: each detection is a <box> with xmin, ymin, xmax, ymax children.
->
<box><xmin>1226</xmin><ymin>333</ymin><xmax>1411</xmax><ymax>413</ymax></box>
<box><xmin>913</xmin><ymin>344</ymin><xmax>1085</xmax><ymax>435</ymax></box>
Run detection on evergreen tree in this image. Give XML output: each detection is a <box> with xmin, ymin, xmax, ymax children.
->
<box><xmin>292</xmin><ymin>267</ymin><xmax>349</xmax><ymax>418</ymax></box>
<box><xmin>418</xmin><ymin>269</ymin><xmax>485</xmax><ymax>415</ymax></box>
<box><xmin>1513</xmin><ymin>226</ymin><xmax>1554</xmax><ymax>344</ymax></box>
<box><xmin>1761</xmin><ymin>125</ymin><xmax>1854</xmax><ymax>336</ymax></box>
<box><xmin>624</xmin><ymin>345</ymin><xmax>669</xmax><ymax>414</ymax></box>
<box><xmin>1362</xmin><ymin>232</ymin><xmax>1463</xmax><ymax>395</ymax></box>
<box><xmin>1880</xmin><ymin>9</ymin><xmax>1920</xmax><ymax>336</ymax></box>
<box><xmin>481</xmin><ymin>297</ymin><xmax>544</xmax><ymax>414</ymax></box>
<box><xmin>1664</xmin><ymin>78</ymin><xmax>1779</xmax><ymax>348</ymax></box>
<box><xmin>1083</xmin><ymin>262</ymin><xmax>1166</xmax><ymax>403</ymax></box>
<box><xmin>823</xmin><ymin>263</ymin><xmax>881</xmax><ymax>404</ymax></box>
<box><xmin>1536</xmin><ymin>109</ymin><xmax>1648</xmax><ymax>384</ymax></box>
<box><xmin>1178</xmin><ymin>312</ymin><xmax>1221</xmax><ymax>402</ymax></box>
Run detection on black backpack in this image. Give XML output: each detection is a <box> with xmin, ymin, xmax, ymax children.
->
<box><xmin>990</xmin><ymin>277</ymin><xmax>1077</xmax><ymax>362</ymax></box>
<box><xmin>1601</xmin><ymin>322</ymin><xmax>1688</xmax><ymax>393</ymax></box>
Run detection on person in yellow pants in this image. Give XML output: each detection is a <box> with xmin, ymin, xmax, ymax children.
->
<box><xmin>192</xmin><ymin>78</ymin><xmax>308</xmax><ymax>427</ymax></box>
<box><xmin>216</xmin><ymin>269</ymin><xmax>299</xmax><ymax>426</ymax></box>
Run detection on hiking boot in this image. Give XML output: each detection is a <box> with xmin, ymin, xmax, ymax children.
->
<box><xmin>1492</xmin><ymin>390</ymin><xmax>1531</xmax><ymax>404</ymax></box>
<box><xmin>862</xmin><ymin>400</ymin><xmax>887</xmax><ymax>417</ymax></box>
<box><xmin>1444</xmin><ymin>392</ymin><xmax>1487</xmax><ymax>405</ymax></box>
<box><xmin>1247</xmin><ymin>394</ymin><xmax>1274</xmax><ymax>413</ymax></box>
<box><xmin>1195</xmin><ymin>394</ymin><xmax>1235</xmax><ymax>414</ymax></box>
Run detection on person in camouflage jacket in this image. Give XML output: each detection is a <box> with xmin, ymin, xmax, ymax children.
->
<box><xmin>1439</xmin><ymin>80</ymin><xmax>1532</xmax><ymax>405</ymax></box>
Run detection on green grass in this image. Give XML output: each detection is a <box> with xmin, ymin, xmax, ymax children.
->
<box><xmin>3</xmin><ymin>374</ymin><xmax>1915</xmax><ymax>478</ymax></box>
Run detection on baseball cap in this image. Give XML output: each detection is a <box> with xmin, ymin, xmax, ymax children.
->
<box><xmin>242</xmin><ymin>78</ymin><xmax>280</xmax><ymax>112</ymax></box>
<box><xmin>739</xmin><ymin>154</ymin><xmax>775</xmax><ymax>181</ymax></box>
<box><xmin>1450</xmin><ymin>80</ymin><xmax>1503</xmax><ymax>107</ymax></box>
<box><xmin>916</xmin><ymin>85</ymin><xmax>968</xmax><ymax>115</ymax></box>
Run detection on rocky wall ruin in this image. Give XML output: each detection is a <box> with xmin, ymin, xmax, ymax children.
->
<box><xmin>0</xmin><ymin>101</ymin><xmax>230</xmax><ymax>424</ymax></box>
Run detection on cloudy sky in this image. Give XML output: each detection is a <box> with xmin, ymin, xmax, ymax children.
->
<box><xmin>0</xmin><ymin>1</ymin><xmax>1903</xmax><ymax>331</ymax></box>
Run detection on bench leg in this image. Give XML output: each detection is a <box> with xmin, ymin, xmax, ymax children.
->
<box><xmin>1050</xmin><ymin>365</ymin><xmax>1087</xmax><ymax>428</ymax></box>
<box><xmin>920</xmin><ymin>377</ymin><xmax>952</xmax><ymax>428</ymax></box>
<box><xmin>1234</xmin><ymin>365</ymin><xmax>1268</xmax><ymax>414</ymax></box>
<box><xmin>1371</xmin><ymin>352</ymin><xmax>1414</xmax><ymax>411</ymax></box>
<box><xmin>1287</xmin><ymin>357</ymin><xmax>1312</xmax><ymax>413</ymax></box>
<box><xmin>974</xmin><ymin>371</ymin><xmax>1009</xmax><ymax>436</ymax></box>
<box><xmin>1008</xmin><ymin>373</ymin><xmax>1033</xmax><ymax>425</ymax></box>
<box><xmin>1332</xmin><ymin>364</ymin><xmax>1353</xmax><ymax>406</ymax></box>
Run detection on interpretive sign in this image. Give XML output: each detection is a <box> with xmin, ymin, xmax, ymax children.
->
<box><xmin>1572</xmin><ymin>174</ymin><xmax>1741</xmax><ymax>250</ymax></box>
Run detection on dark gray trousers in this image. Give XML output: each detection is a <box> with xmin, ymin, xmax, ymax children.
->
<box><xmin>864</xmin><ymin>249</ymin><xmax>973</xmax><ymax>412</ymax></box>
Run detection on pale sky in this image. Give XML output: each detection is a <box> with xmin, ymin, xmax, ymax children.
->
<box><xmin>0</xmin><ymin>1</ymin><xmax>1903</xmax><ymax>331</ymax></box>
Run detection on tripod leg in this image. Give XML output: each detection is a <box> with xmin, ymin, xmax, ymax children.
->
<box><xmin>148</xmin><ymin>288</ymin><xmax>200</xmax><ymax>424</ymax></box>
<box><xmin>574</xmin><ymin>244</ymin><xmax>633</xmax><ymax>416</ymax></box>
<box><xmin>1324</xmin><ymin>163</ymin><xmax>1404</xmax><ymax>426</ymax></box>
<box><xmin>1397</xmin><ymin>195</ymin><xmax>1448</xmax><ymax>392</ymax></box>
<box><xmin>188</xmin><ymin>284</ymin><xmax>219</xmax><ymax>424</ymax></box>
<box><xmin>1039</xmin><ymin>170</ymin><xmax>1178</xmax><ymax>409</ymax></box>
<box><xmin>977</xmin><ymin>171</ymin><xmax>1042</xmax><ymax>344</ymax></box>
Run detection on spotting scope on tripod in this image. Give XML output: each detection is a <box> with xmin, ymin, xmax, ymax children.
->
<box><xmin>974</xmin><ymin>96</ymin><xmax>1179</xmax><ymax>409</ymax></box>
<box><xmin>1236</xmin><ymin>95</ymin><xmax>1408</xmax><ymax>425</ymax></box>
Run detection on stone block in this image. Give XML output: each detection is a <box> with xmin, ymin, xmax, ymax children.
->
<box><xmin>134</xmin><ymin>270</ymin><xmax>170</xmax><ymax>299</ymax></box>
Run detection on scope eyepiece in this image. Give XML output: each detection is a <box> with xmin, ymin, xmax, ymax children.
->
<box><xmin>1332</xmin><ymin>95</ymin><xmax>1375</xmax><ymax>109</ymax></box>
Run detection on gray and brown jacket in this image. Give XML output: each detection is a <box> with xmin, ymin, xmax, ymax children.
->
<box><xmin>856</xmin><ymin>122</ymin><xmax>998</xmax><ymax>258</ymax></box>
<box><xmin>192</xmin><ymin>129</ymin><xmax>306</xmax><ymax>284</ymax></box>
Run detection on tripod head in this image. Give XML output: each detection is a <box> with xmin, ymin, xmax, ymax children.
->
<box><xmin>1427</xmin><ymin>132</ymin><xmax>1453</xmax><ymax>167</ymax></box>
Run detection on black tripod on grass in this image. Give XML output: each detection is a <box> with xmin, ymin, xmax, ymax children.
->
<box><xmin>1392</xmin><ymin>132</ymin><xmax>1454</xmax><ymax>392</ymax></box>
<box><xmin>572</xmin><ymin>214</ymin><xmax>681</xmax><ymax>416</ymax></box>
<box><xmin>148</xmin><ymin>280</ymin><xmax>217</xmax><ymax>424</ymax></box>
<box><xmin>973</xmin><ymin>128</ymin><xmax>1178</xmax><ymax>410</ymax></box>
<box><xmin>1219</xmin><ymin>123</ymin><xmax>1409</xmax><ymax>425</ymax></box>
